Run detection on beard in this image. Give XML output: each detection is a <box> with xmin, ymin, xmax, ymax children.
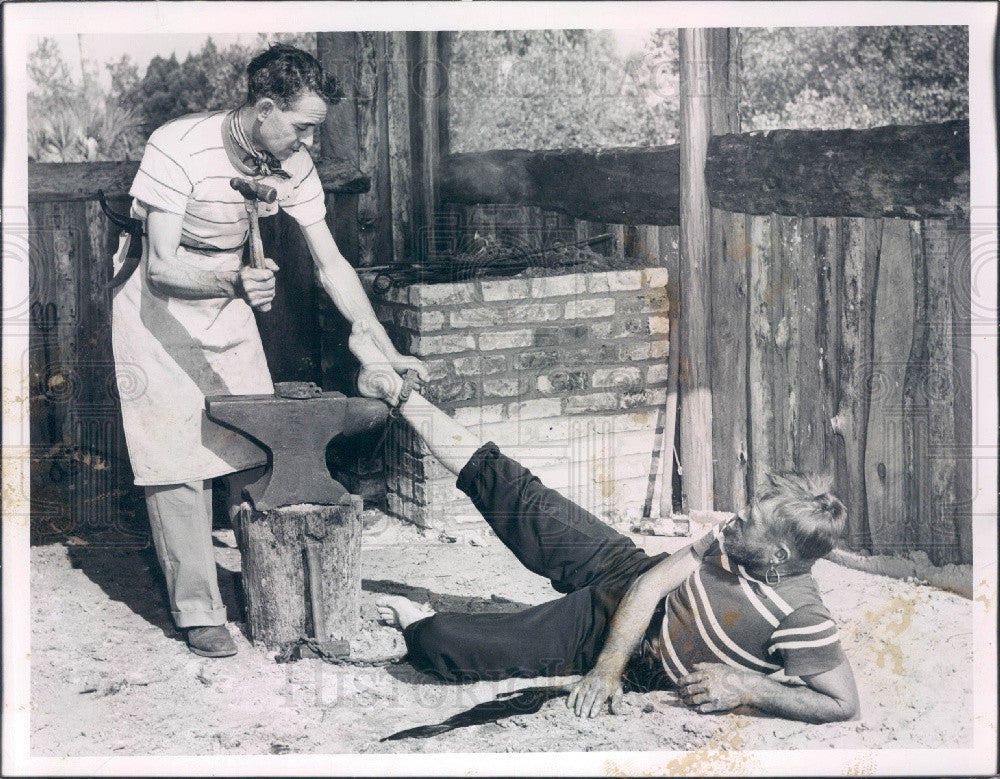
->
<box><xmin>720</xmin><ymin>520</ymin><xmax>774</xmax><ymax>570</ymax></box>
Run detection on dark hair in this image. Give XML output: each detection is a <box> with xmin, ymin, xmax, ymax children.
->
<box><xmin>752</xmin><ymin>472</ymin><xmax>847</xmax><ymax>562</ymax></box>
<box><xmin>245</xmin><ymin>44</ymin><xmax>342</xmax><ymax>108</ymax></box>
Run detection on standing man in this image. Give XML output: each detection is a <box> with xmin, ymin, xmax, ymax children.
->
<box><xmin>112</xmin><ymin>45</ymin><xmax>425</xmax><ymax>658</ymax></box>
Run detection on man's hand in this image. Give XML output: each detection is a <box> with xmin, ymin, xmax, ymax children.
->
<box><xmin>566</xmin><ymin>667</ymin><xmax>624</xmax><ymax>718</ymax></box>
<box><xmin>677</xmin><ymin>663</ymin><xmax>753</xmax><ymax>713</ymax></box>
<box><xmin>388</xmin><ymin>353</ymin><xmax>429</xmax><ymax>382</ymax></box>
<box><xmin>239</xmin><ymin>258</ymin><xmax>279</xmax><ymax>311</ymax></box>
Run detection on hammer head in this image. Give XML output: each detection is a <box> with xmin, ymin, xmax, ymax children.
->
<box><xmin>230</xmin><ymin>177</ymin><xmax>278</xmax><ymax>204</ymax></box>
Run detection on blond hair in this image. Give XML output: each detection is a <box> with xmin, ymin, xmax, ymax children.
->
<box><xmin>751</xmin><ymin>472</ymin><xmax>847</xmax><ymax>561</ymax></box>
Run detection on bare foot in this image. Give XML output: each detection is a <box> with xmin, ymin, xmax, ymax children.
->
<box><xmin>349</xmin><ymin>321</ymin><xmax>403</xmax><ymax>404</ymax></box>
<box><xmin>376</xmin><ymin>595</ymin><xmax>435</xmax><ymax>630</ymax></box>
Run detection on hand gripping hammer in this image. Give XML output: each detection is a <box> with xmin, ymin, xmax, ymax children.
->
<box><xmin>230</xmin><ymin>177</ymin><xmax>278</xmax><ymax>312</ymax></box>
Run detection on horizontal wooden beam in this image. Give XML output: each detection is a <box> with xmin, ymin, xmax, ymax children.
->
<box><xmin>706</xmin><ymin>119</ymin><xmax>969</xmax><ymax>219</ymax></box>
<box><xmin>440</xmin><ymin>146</ymin><xmax>681</xmax><ymax>226</ymax></box>
<box><xmin>28</xmin><ymin>160</ymin><xmax>370</xmax><ymax>202</ymax></box>
<box><xmin>439</xmin><ymin>121</ymin><xmax>968</xmax><ymax>224</ymax></box>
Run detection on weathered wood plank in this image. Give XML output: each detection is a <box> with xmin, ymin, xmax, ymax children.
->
<box><xmin>29</xmin><ymin>160</ymin><xmax>369</xmax><ymax>202</ymax></box>
<box><xmin>830</xmin><ymin>218</ymin><xmax>879</xmax><ymax>550</ymax></box>
<box><xmin>658</xmin><ymin>224</ymin><xmax>682</xmax><ymax>516</ymax></box>
<box><xmin>902</xmin><ymin>220</ymin><xmax>930</xmax><ymax>556</ymax></box>
<box><xmin>707</xmin><ymin>119</ymin><xmax>969</xmax><ymax>219</ymax></box>
<box><xmin>746</xmin><ymin>214</ymin><xmax>773</xmax><ymax>490</ymax></box>
<box><xmin>791</xmin><ymin>218</ymin><xmax>827</xmax><ymax>477</ymax></box>
<box><xmin>409</xmin><ymin>31</ymin><xmax>446</xmax><ymax>262</ymax></box>
<box><xmin>710</xmin><ymin>209</ymin><xmax>748</xmax><ymax>510</ymax></box>
<box><xmin>770</xmin><ymin>215</ymin><xmax>801</xmax><ymax>474</ymax></box>
<box><xmin>318</xmin><ymin>32</ymin><xmax>362</xmax><ymax>266</ymax></box>
<box><xmin>386</xmin><ymin>32</ymin><xmax>413</xmax><ymax>263</ymax></box>
<box><xmin>921</xmin><ymin>218</ymin><xmax>960</xmax><ymax>565</ymax></box>
<box><xmin>815</xmin><ymin>217</ymin><xmax>845</xmax><ymax>514</ymax></box>
<box><xmin>948</xmin><ymin>218</ymin><xmax>973</xmax><ymax>564</ymax></box>
<box><xmin>356</xmin><ymin>31</ymin><xmax>384</xmax><ymax>268</ymax></box>
<box><xmin>677</xmin><ymin>28</ymin><xmax>716</xmax><ymax>511</ymax></box>
<box><xmin>864</xmin><ymin>219</ymin><xmax>916</xmax><ymax>555</ymax></box>
<box><xmin>441</xmin><ymin>146</ymin><xmax>681</xmax><ymax>226</ymax></box>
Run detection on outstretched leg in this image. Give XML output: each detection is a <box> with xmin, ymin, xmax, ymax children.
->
<box><xmin>351</xmin><ymin>323</ymin><xmax>660</xmax><ymax>595</ymax></box>
<box><xmin>376</xmin><ymin>589</ymin><xmax>612</xmax><ymax>682</ymax></box>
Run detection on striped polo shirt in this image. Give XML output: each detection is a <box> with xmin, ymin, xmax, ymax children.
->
<box><xmin>129</xmin><ymin>110</ymin><xmax>326</xmax><ymax>252</ymax></box>
<box><xmin>659</xmin><ymin>523</ymin><xmax>845</xmax><ymax>681</ymax></box>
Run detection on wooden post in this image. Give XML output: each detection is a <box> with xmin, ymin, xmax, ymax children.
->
<box><xmin>678</xmin><ymin>28</ymin><xmax>737</xmax><ymax>511</ymax></box>
<box><xmin>357</xmin><ymin>32</ymin><xmax>392</xmax><ymax>268</ymax></box>
<box><xmin>408</xmin><ymin>31</ymin><xmax>447</xmax><ymax>262</ymax></box>
<box><xmin>386</xmin><ymin>32</ymin><xmax>414</xmax><ymax>264</ymax></box>
<box><xmin>317</xmin><ymin>33</ymin><xmax>362</xmax><ymax>265</ymax></box>
<box><xmin>236</xmin><ymin>496</ymin><xmax>363</xmax><ymax>650</ymax></box>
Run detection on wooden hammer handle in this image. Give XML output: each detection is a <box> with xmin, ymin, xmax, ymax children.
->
<box><xmin>245</xmin><ymin>202</ymin><xmax>267</xmax><ymax>270</ymax></box>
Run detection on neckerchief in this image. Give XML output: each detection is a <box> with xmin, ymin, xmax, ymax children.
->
<box><xmin>230</xmin><ymin>109</ymin><xmax>291</xmax><ymax>179</ymax></box>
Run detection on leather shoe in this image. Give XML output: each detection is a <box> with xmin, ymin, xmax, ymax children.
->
<box><xmin>186</xmin><ymin>625</ymin><xmax>237</xmax><ymax>657</ymax></box>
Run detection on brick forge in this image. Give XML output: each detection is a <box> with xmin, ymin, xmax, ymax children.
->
<box><xmin>372</xmin><ymin>268</ymin><xmax>671</xmax><ymax>532</ymax></box>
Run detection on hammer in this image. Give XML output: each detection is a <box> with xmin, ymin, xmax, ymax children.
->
<box><xmin>230</xmin><ymin>177</ymin><xmax>278</xmax><ymax>312</ymax></box>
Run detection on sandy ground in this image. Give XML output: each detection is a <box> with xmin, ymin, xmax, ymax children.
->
<box><xmin>30</xmin><ymin>512</ymin><xmax>973</xmax><ymax>758</ymax></box>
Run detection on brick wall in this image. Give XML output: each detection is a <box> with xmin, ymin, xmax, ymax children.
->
<box><xmin>372</xmin><ymin>268</ymin><xmax>670</xmax><ymax>530</ymax></box>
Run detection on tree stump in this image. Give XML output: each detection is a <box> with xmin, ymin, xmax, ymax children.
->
<box><xmin>235</xmin><ymin>495</ymin><xmax>363</xmax><ymax>651</ymax></box>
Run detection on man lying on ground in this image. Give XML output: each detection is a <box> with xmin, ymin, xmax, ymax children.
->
<box><xmin>350</xmin><ymin>324</ymin><xmax>860</xmax><ymax>724</ymax></box>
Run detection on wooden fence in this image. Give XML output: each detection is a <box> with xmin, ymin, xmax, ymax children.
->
<box><xmin>709</xmin><ymin>212</ymin><xmax>972</xmax><ymax>565</ymax></box>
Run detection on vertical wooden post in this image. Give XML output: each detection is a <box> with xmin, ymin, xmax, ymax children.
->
<box><xmin>408</xmin><ymin>31</ymin><xmax>447</xmax><ymax>263</ymax></box>
<box><xmin>315</xmin><ymin>32</ymin><xmax>364</xmax><ymax>394</ymax></box>
<box><xmin>356</xmin><ymin>32</ymin><xmax>392</xmax><ymax>268</ymax></box>
<box><xmin>317</xmin><ymin>33</ymin><xmax>362</xmax><ymax>265</ymax></box>
<box><xmin>386</xmin><ymin>32</ymin><xmax>414</xmax><ymax>264</ymax></box>
<box><xmin>678</xmin><ymin>28</ymin><xmax>738</xmax><ymax>512</ymax></box>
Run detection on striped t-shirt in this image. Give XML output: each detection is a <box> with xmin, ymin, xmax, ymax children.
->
<box><xmin>659</xmin><ymin>523</ymin><xmax>846</xmax><ymax>681</ymax></box>
<box><xmin>129</xmin><ymin>110</ymin><xmax>326</xmax><ymax>253</ymax></box>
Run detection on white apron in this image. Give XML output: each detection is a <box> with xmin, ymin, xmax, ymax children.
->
<box><xmin>112</xmin><ymin>242</ymin><xmax>272</xmax><ymax>486</ymax></box>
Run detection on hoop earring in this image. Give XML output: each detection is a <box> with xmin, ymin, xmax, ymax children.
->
<box><xmin>765</xmin><ymin>564</ymin><xmax>781</xmax><ymax>585</ymax></box>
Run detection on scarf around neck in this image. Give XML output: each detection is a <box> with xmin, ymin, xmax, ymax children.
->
<box><xmin>229</xmin><ymin>109</ymin><xmax>291</xmax><ymax>179</ymax></box>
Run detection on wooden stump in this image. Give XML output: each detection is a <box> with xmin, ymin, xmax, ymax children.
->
<box><xmin>235</xmin><ymin>495</ymin><xmax>363</xmax><ymax>650</ymax></box>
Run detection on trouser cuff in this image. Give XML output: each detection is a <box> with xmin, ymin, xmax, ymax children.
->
<box><xmin>172</xmin><ymin>607</ymin><xmax>228</xmax><ymax>629</ymax></box>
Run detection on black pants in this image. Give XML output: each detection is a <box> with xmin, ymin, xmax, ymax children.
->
<box><xmin>403</xmin><ymin>442</ymin><xmax>667</xmax><ymax>682</ymax></box>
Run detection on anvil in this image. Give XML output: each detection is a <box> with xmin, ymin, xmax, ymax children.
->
<box><xmin>205</xmin><ymin>382</ymin><xmax>389</xmax><ymax>511</ymax></box>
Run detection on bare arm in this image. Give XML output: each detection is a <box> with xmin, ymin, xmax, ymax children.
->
<box><xmin>677</xmin><ymin>658</ymin><xmax>860</xmax><ymax>724</ymax></box>
<box><xmin>301</xmin><ymin>220</ymin><xmax>427</xmax><ymax>379</ymax></box>
<box><xmin>144</xmin><ymin>207</ymin><xmax>275</xmax><ymax>308</ymax></box>
<box><xmin>567</xmin><ymin>546</ymin><xmax>702</xmax><ymax>717</ymax></box>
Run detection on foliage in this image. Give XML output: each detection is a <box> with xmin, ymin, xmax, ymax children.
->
<box><xmin>448</xmin><ymin>30</ymin><xmax>679</xmax><ymax>152</ymax></box>
<box><xmin>740</xmin><ymin>26</ymin><xmax>969</xmax><ymax>130</ymax></box>
<box><xmin>27</xmin><ymin>26</ymin><xmax>969</xmax><ymax>162</ymax></box>
<box><xmin>29</xmin><ymin>41</ymin><xmax>145</xmax><ymax>161</ymax></box>
<box><xmin>27</xmin><ymin>33</ymin><xmax>316</xmax><ymax>161</ymax></box>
